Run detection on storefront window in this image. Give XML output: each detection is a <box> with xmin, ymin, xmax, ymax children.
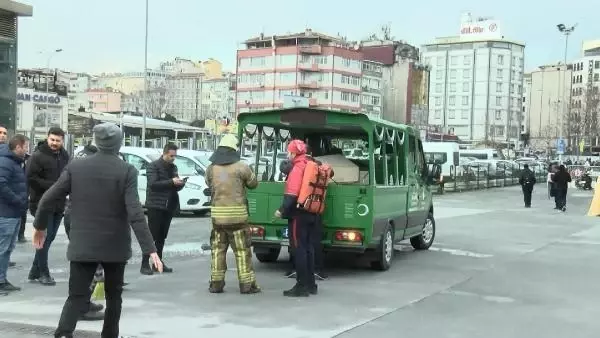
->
<box><xmin>0</xmin><ymin>39</ymin><xmax>17</xmax><ymax>132</ymax></box>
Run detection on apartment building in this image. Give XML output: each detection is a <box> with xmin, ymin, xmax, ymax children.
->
<box><xmin>360</xmin><ymin>60</ymin><xmax>383</xmax><ymax>118</ymax></box>
<box><xmin>570</xmin><ymin>40</ymin><xmax>600</xmax><ymax>146</ymax></box>
<box><xmin>423</xmin><ymin>13</ymin><xmax>525</xmax><ymax>143</ymax></box>
<box><xmin>236</xmin><ymin>29</ymin><xmax>363</xmax><ymax>114</ymax></box>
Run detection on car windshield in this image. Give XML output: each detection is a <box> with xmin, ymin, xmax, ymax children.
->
<box><xmin>194</xmin><ymin>156</ymin><xmax>212</xmax><ymax>168</ymax></box>
<box><xmin>174</xmin><ymin>156</ymin><xmax>203</xmax><ymax>176</ymax></box>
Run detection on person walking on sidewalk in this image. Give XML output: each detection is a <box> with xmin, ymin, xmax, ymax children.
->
<box><xmin>27</xmin><ymin>127</ymin><xmax>70</xmax><ymax>286</ymax></box>
<box><xmin>32</xmin><ymin>123</ymin><xmax>162</xmax><ymax>338</ymax></box>
<box><xmin>552</xmin><ymin>164</ymin><xmax>572</xmax><ymax>212</ymax></box>
<box><xmin>206</xmin><ymin>134</ymin><xmax>260</xmax><ymax>294</ymax></box>
<box><xmin>0</xmin><ymin>124</ymin><xmax>17</xmax><ymax>269</ymax></box>
<box><xmin>17</xmin><ymin>152</ymin><xmax>30</xmax><ymax>244</ymax></box>
<box><xmin>140</xmin><ymin>143</ymin><xmax>184</xmax><ymax>275</ymax></box>
<box><xmin>518</xmin><ymin>164</ymin><xmax>537</xmax><ymax>208</ymax></box>
<box><xmin>0</xmin><ymin>134</ymin><xmax>29</xmax><ymax>295</ymax></box>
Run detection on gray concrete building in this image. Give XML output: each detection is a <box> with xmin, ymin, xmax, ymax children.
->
<box><xmin>0</xmin><ymin>1</ymin><xmax>32</xmax><ymax>133</ymax></box>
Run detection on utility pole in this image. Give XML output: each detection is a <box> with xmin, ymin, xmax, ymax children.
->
<box><xmin>142</xmin><ymin>0</ymin><xmax>149</xmax><ymax>148</ymax></box>
<box><xmin>556</xmin><ymin>23</ymin><xmax>576</xmax><ymax>160</ymax></box>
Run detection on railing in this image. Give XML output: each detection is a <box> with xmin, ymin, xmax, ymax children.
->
<box><xmin>436</xmin><ymin>163</ymin><xmax>548</xmax><ymax>194</ymax></box>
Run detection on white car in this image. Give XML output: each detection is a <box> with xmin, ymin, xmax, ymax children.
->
<box><xmin>74</xmin><ymin>146</ymin><xmax>211</xmax><ymax>215</ymax></box>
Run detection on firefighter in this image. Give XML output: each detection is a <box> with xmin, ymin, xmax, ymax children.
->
<box><xmin>205</xmin><ymin>134</ymin><xmax>260</xmax><ymax>294</ymax></box>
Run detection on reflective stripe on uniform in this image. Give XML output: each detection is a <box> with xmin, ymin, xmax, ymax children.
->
<box><xmin>211</xmin><ymin>205</ymin><xmax>248</xmax><ymax>218</ymax></box>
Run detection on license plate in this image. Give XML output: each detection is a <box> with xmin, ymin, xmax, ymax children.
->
<box><xmin>282</xmin><ymin>227</ymin><xmax>289</xmax><ymax>238</ymax></box>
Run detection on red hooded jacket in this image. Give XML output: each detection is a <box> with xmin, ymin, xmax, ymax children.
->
<box><xmin>279</xmin><ymin>154</ymin><xmax>307</xmax><ymax>218</ymax></box>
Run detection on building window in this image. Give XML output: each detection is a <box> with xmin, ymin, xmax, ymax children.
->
<box><xmin>462</xmin><ymin>96</ymin><xmax>469</xmax><ymax>106</ymax></box>
<box><xmin>461</xmin><ymin>109</ymin><xmax>469</xmax><ymax>119</ymax></box>
<box><xmin>595</xmin><ymin>73</ymin><xmax>599</xmax><ymax>82</ymax></box>
<box><xmin>436</xmin><ymin>70</ymin><xmax>443</xmax><ymax>80</ymax></box>
<box><xmin>435</xmin><ymin>83</ymin><xmax>442</xmax><ymax>93</ymax></box>
<box><xmin>464</xmin><ymin>55</ymin><xmax>472</xmax><ymax>65</ymax></box>
<box><xmin>498</xmin><ymin>55</ymin><xmax>504</xmax><ymax>65</ymax></box>
<box><xmin>448</xmin><ymin>109</ymin><xmax>455</xmax><ymax>119</ymax></box>
<box><xmin>496</xmin><ymin>83</ymin><xmax>502</xmax><ymax>92</ymax></box>
<box><xmin>341</xmin><ymin>92</ymin><xmax>350</xmax><ymax>101</ymax></box>
<box><xmin>434</xmin><ymin>109</ymin><xmax>441</xmax><ymax>118</ymax></box>
<box><xmin>497</xmin><ymin>69</ymin><xmax>503</xmax><ymax>79</ymax></box>
<box><xmin>496</xmin><ymin>96</ymin><xmax>502</xmax><ymax>106</ymax></box>
<box><xmin>495</xmin><ymin>110</ymin><xmax>502</xmax><ymax>120</ymax></box>
<box><xmin>462</xmin><ymin>82</ymin><xmax>469</xmax><ymax>92</ymax></box>
<box><xmin>449</xmin><ymin>95</ymin><xmax>456</xmax><ymax>106</ymax></box>
<box><xmin>450</xmin><ymin>70</ymin><xmax>457</xmax><ymax>79</ymax></box>
<box><xmin>449</xmin><ymin>83</ymin><xmax>456</xmax><ymax>92</ymax></box>
<box><xmin>595</xmin><ymin>61</ymin><xmax>600</xmax><ymax>69</ymax></box>
<box><xmin>351</xmin><ymin>93</ymin><xmax>360</xmax><ymax>103</ymax></box>
<box><xmin>435</xmin><ymin>97</ymin><xmax>441</xmax><ymax>106</ymax></box>
<box><xmin>463</xmin><ymin>69</ymin><xmax>471</xmax><ymax>78</ymax></box>
<box><xmin>436</xmin><ymin>57</ymin><xmax>444</xmax><ymax>66</ymax></box>
<box><xmin>451</xmin><ymin>56</ymin><xmax>458</xmax><ymax>65</ymax></box>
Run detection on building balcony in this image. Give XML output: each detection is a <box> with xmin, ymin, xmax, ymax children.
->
<box><xmin>298</xmin><ymin>63</ymin><xmax>319</xmax><ymax>72</ymax></box>
<box><xmin>298</xmin><ymin>81</ymin><xmax>319</xmax><ymax>89</ymax></box>
<box><xmin>299</xmin><ymin>45</ymin><xmax>322</xmax><ymax>54</ymax></box>
<box><xmin>308</xmin><ymin>98</ymin><xmax>318</xmax><ymax>107</ymax></box>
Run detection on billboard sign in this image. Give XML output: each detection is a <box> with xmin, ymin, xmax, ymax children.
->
<box><xmin>460</xmin><ymin>20</ymin><xmax>502</xmax><ymax>39</ymax></box>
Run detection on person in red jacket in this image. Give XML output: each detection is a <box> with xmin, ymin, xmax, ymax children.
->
<box><xmin>274</xmin><ymin>139</ymin><xmax>319</xmax><ymax>297</ymax></box>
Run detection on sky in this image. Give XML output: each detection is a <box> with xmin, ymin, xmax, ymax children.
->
<box><xmin>16</xmin><ymin>0</ymin><xmax>600</xmax><ymax>75</ymax></box>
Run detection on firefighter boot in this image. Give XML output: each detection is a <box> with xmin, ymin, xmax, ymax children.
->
<box><xmin>209</xmin><ymin>281</ymin><xmax>225</xmax><ymax>294</ymax></box>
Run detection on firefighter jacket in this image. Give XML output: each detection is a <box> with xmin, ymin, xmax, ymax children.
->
<box><xmin>206</xmin><ymin>147</ymin><xmax>258</xmax><ymax>228</ymax></box>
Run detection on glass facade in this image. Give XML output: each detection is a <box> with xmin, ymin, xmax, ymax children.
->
<box><xmin>0</xmin><ymin>38</ymin><xmax>17</xmax><ymax>132</ymax></box>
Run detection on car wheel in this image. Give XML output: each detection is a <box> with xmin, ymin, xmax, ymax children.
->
<box><xmin>410</xmin><ymin>212</ymin><xmax>435</xmax><ymax>250</ymax></box>
<box><xmin>255</xmin><ymin>247</ymin><xmax>281</xmax><ymax>263</ymax></box>
<box><xmin>370</xmin><ymin>224</ymin><xmax>394</xmax><ymax>271</ymax></box>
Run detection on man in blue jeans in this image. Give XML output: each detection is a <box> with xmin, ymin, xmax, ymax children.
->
<box><xmin>27</xmin><ymin>127</ymin><xmax>70</xmax><ymax>286</ymax></box>
<box><xmin>0</xmin><ymin>134</ymin><xmax>29</xmax><ymax>295</ymax></box>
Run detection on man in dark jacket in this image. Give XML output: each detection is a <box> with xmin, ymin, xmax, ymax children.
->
<box><xmin>552</xmin><ymin>164</ymin><xmax>572</xmax><ymax>212</ymax></box>
<box><xmin>0</xmin><ymin>134</ymin><xmax>29</xmax><ymax>295</ymax></box>
<box><xmin>27</xmin><ymin>127</ymin><xmax>70</xmax><ymax>286</ymax></box>
<box><xmin>141</xmin><ymin>143</ymin><xmax>184</xmax><ymax>275</ymax></box>
<box><xmin>17</xmin><ymin>152</ymin><xmax>30</xmax><ymax>243</ymax></box>
<box><xmin>518</xmin><ymin>164</ymin><xmax>537</xmax><ymax>208</ymax></box>
<box><xmin>32</xmin><ymin>123</ymin><xmax>162</xmax><ymax>338</ymax></box>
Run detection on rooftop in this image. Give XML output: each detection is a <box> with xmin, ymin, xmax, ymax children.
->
<box><xmin>424</xmin><ymin>35</ymin><xmax>525</xmax><ymax>47</ymax></box>
<box><xmin>244</xmin><ymin>29</ymin><xmax>344</xmax><ymax>44</ymax></box>
<box><xmin>0</xmin><ymin>0</ymin><xmax>32</xmax><ymax>16</ymax></box>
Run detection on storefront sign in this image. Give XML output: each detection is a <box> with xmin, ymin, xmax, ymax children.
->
<box><xmin>17</xmin><ymin>92</ymin><xmax>61</xmax><ymax>104</ymax></box>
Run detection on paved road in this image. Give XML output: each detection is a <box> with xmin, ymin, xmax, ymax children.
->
<box><xmin>1</xmin><ymin>186</ymin><xmax>599</xmax><ymax>338</ymax></box>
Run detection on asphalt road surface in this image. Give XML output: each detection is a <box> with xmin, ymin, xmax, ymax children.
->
<box><xmin>1</xmin><ymin>185</ymin><xmax>599</xmax><ymax>338</ymax></box>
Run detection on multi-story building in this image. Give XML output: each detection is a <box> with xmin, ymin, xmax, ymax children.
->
<box><xmin>236</xmin><ymin>29</ymin><xmax>363</xmax><ymax>114</ymax></box>
<box><xmin>522</xmin><ymin>73</ymin><xmax>532</xmax><ymax>143</ymax></box>
<box><xmin>0</xmin><ymin>1</ymin><xmax>32</xmax><ymax>132</ymax></box>
<box><xmin>422</xmin><ymin>13</ymin><xmax>525</xmax><ymax>144</ymax></box>
<box><xmin>570</xmin><ymin>40</ymin><xmax>600</xmax><ymax>146</ymax></box>
<box><xmin>165</xmin><ymin>72</ymin><xmax>204</xmax><ymax>122</ymax></box>
<box><xmin>202</xmin><ymin>77</ymin><xmax>232</xmax><ymax>120</ymax></box>
<box><xmin>96</xmin><ymin>71</ymin><xmax>167</xmax><ymax>95</ymax></box>
<box><xmin>523</xmin><ymin>64</ymin><xmax>572</xmax><ymax>149</ymax></box>
<box><xmin>362</xmin><ymin>40</ymin><xmax>427</xmax><ymax>125</ymax></box>
<box><xmin>86</xmin><ymin>88</ymin><xmax>122</xmax><ymax>113</ymax></box>
<box><xmin>360</xmin><ymin>60</ymin><xmax>383</xmax><ymax>118</ymax></box>
<box><xmin>159</xmin><ymin>57</ymin><xmax>223</xmax><ymax>80</ymax></box>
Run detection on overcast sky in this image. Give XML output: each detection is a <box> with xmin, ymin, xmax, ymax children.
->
<box><xmin>17</xmin><ymin>0</ymin><xmax>599</xmax><ymax>74</ymax></box>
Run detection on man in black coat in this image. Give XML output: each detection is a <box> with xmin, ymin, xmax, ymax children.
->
<box><xmin>552</xmin><ymin>164</ymin><xmax>572</xmax><ymax>212</ymax></box>
<box><xmin>32</xmin><ymin>122</ymin><xmax>162</xmax><ymax>338</ymax></box>
<box><xmin>518</xmin><ymin>164</ymin><xmax>537</xmax><ymax>208</ymax></box>
<box><xmin>26</xmin><ymin>127</ymin><xmax>70</xmax><ymax>286</ymax></box>
<box><xmin>140</xmin><ymin>143</ymin><xmax>184</xmax><ymax>275</ymax></box>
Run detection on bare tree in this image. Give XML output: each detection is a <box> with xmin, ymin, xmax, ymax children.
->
<box><xmin>569</xmin><ymin>87</ymin><xmax>600</xmax><ymax>148</ymax></box>
<box><xmin>125</xmin><ymin>85</ymin><xmax>170</xmax><ymax>118</ymax></box>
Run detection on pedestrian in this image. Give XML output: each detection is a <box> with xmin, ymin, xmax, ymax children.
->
<box><xmin>140</xmin><ymin>143</ymin><xmax>183</xmax><ymax>275</ymax></box>
<box><xmin>275</xmin><ymin>139</ymin><xmax>321</xmax><ymax>297</ymax></box>
<box><xmin>205</xmin><ymin>134</ymin><xmax>260</xmax><ymax>294</ymax></box>
<box><xmin>0</xmin><ymin>124</ymin><xmax>17</xmax><ymax>269</ymax></box>
<box><xmin>0</xmin><ymin>134</ymin><xmax>29</xmax><ymax>295</ymax></box>
<box><xmin>547</xmin><ymin>164</ymin><xmax>556</xmax><ymax>200</ymax></box>
<box><xmin>281</xmin><ymin>158</ymin><xmax>328</xmax><ymax>281</ymax></box>
<box><xmin>32</xmin><ymin>123</ymin><xmax>162</xmax><ymax>338</ymax></box>
<box><xmin>27</xmin><ymin>127</ymin><xmax>70</xmax><ymax>286</ymax></box>
<box><xmin>518</xmin><ymin>164</ymin><xmax>536</xmax><ymax>208</ymax></box>
<box><xmin>552</xmin><ymin>164</ymin><xmax>572</xmax><ymax>212</ymax></box>
<box><xmin>63</xmin><ymin>142</ymin><xmax>104</xmax><ymax>321</ymax></box>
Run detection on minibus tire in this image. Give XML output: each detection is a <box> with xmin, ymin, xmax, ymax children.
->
<box><xmin>371</xmin><ymin>225</ymin><xmax>394</xmax><ymax>271</ymax></box>
<box><xmin>255</xmin><ymin>247</ymin><xmax>281</xmax><ymax>263</ymax></box>
<box><xmin>410</xmin><ymin>212</ymin><xmax>435</xmax><ymax>250</ymax></box>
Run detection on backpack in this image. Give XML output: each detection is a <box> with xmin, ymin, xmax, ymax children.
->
<box><xmin>297</xmin><ymin>159</ymin><xmax>333</xmax><ymax>214</ymax></box>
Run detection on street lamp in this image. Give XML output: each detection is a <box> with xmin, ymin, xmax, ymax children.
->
<box><xmin>556</xmin><ymin>23</ymin><xmax>576</xmax><ymax>160</ymax></box>
<box><xmin>142</xmin><ymin>0</ymin><xmax>149</xmax><ymax>148</ymax></box>
<box><xmin>40</xmin><ymin>48</ymin><xmax>62</xmax><ymax>133</ymax></box>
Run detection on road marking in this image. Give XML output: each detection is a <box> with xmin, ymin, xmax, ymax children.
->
<box><xmin>429</xmin><ymin>246</ymin><xmax>493</xmax><ymax>258</ymax></box>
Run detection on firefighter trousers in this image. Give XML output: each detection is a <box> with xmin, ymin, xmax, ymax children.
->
<box><xmin>210</xmin><ymin>227</ymin><xmax>257</xmax><ymax>287</ymax></box>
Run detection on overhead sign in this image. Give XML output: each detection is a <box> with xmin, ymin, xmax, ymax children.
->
<box><xmin>17</xmin><ymin>92</ymin><xmax>61</xmax><ymax>104</ymax></box>
<box><xmin>460</xmin><ymin>20</ymin><xmax>502</xmax><ymax>39</ymax></box>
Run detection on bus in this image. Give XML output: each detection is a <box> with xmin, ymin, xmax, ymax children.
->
<box><xmin>423</xmin><ymin>142</ymin><xmax>460</xmax><ymax>181</ymax></box>
<box><xmin>237</xmin><ymin>107</ymin><xmax>441</xmax><ymax>271</ymax></box>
